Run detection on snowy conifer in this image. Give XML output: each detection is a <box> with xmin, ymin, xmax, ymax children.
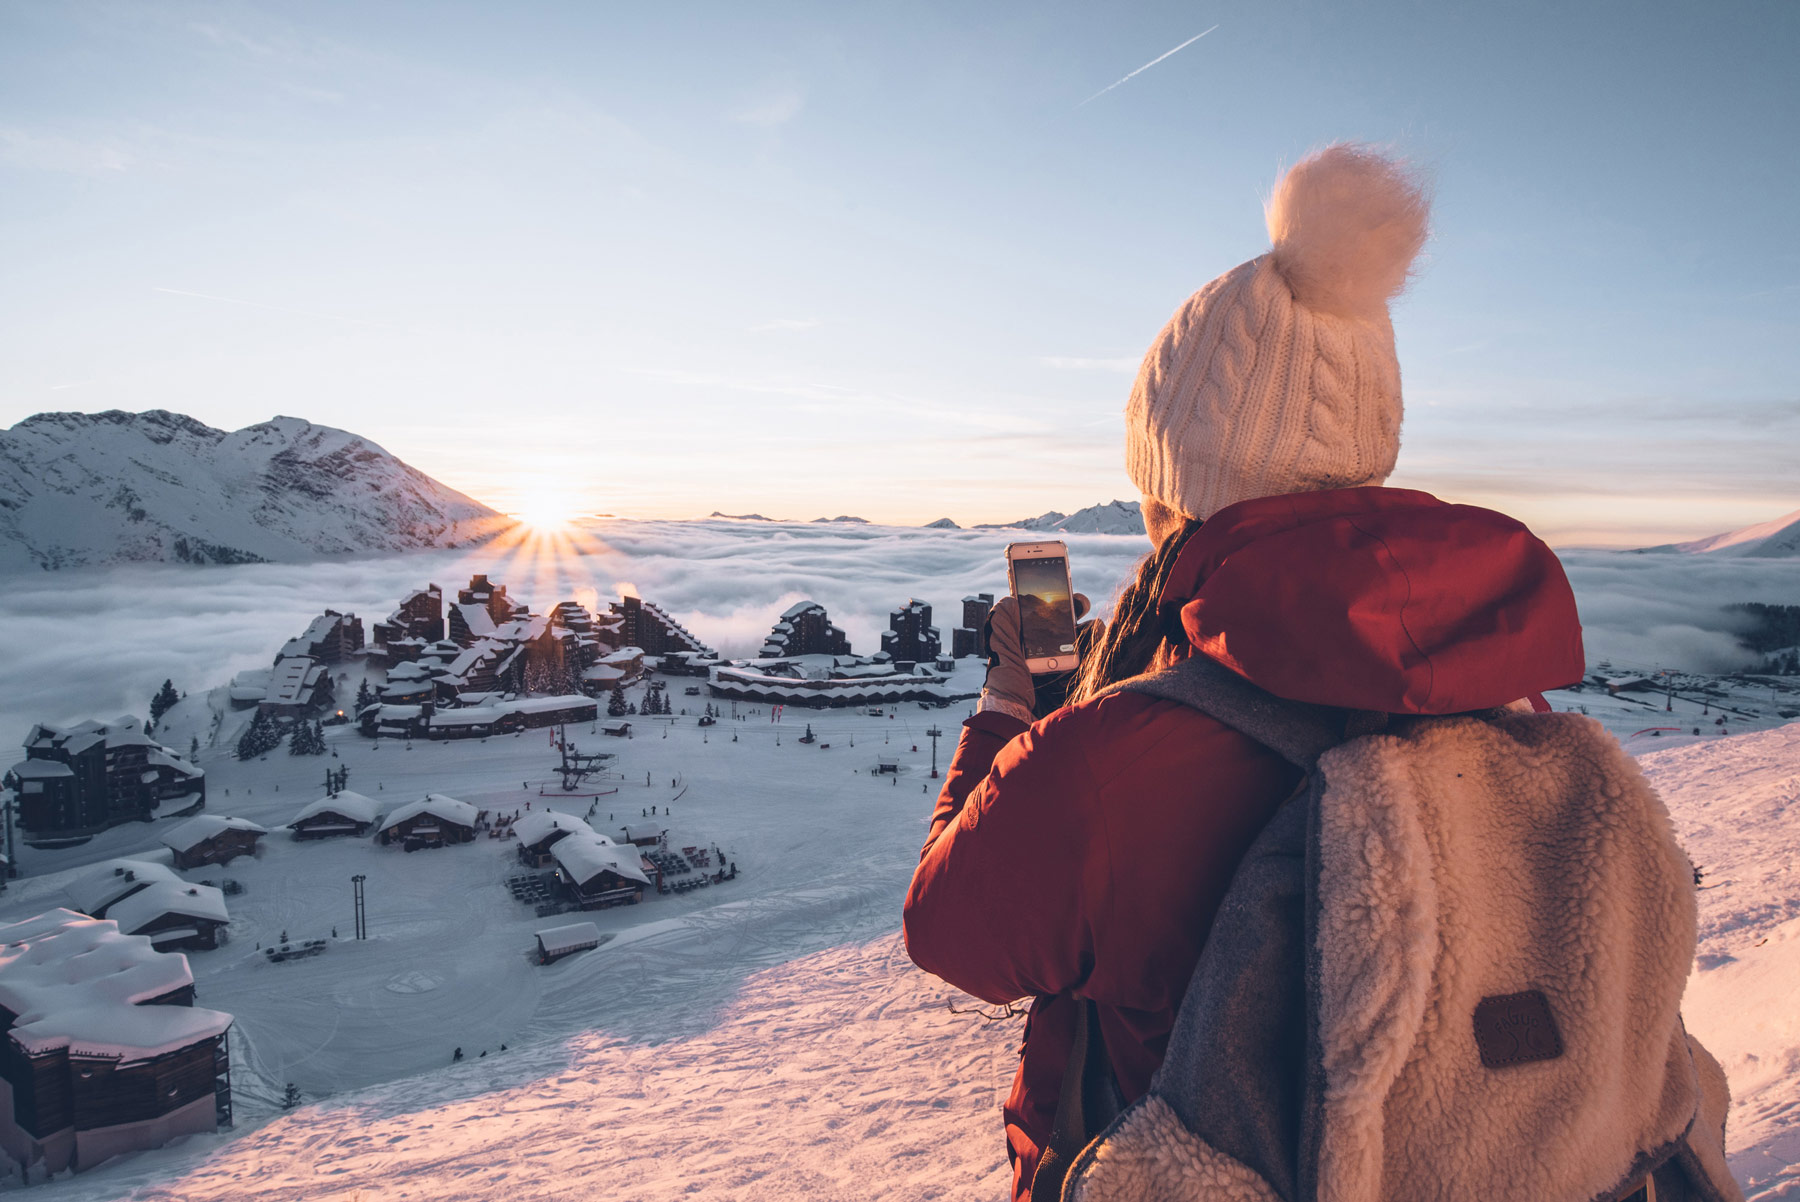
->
<box><xmin>149</xmin><ymin>679</ymin><xmax>180</xmax><ymax>726</ymax></box>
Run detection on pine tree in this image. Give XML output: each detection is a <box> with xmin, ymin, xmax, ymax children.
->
<box><xmin>288</xmin><ymin>719</ymin><xmax>326</xmax><ymax>756</ymax></box>
<box><xmin>237</xmin><ymin>711</ymin><xmax>279</xmax><ymax>760</ymax></box>
<box><xmin>189</xmin><ymin>736</ymin><xmax>201</xmax><ymax>760</ymax></box>
<box><xmin>608</xmin><ymin>686</ymin><xmax>628</xmax><ymax>717</ymax></box>
<box><xmin>355</xmin><ymin>679</ymin><xmax>375</xmax><ymax>713</ymax></box>
<box><xmin>149</xmin><ymin>679</ymin><xmax>181</xmax><ymax>726</ymax></box>
<box><xmin>282</xmin><ymin>1083</ymin><xmax>302</xmax><ymax>1109</ymax></box>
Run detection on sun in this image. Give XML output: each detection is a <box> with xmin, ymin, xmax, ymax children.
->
<box><xmin>512</xmin><ymin>489</ymin><xmax>583</xmax><ymax>532</ymax></box>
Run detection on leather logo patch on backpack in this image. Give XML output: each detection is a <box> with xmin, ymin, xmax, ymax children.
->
<box><xmin>1473</xmin><ymin>990</ymin><xmax>1564</xmax><ymax>1068</ymax></box>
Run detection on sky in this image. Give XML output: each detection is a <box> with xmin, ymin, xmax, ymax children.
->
<box><xmin>1</xmin><ymin>1</ymin><xmax>1796</xmax><ymax>543</ymax></box>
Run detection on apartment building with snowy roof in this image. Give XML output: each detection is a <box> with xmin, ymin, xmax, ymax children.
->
<box><xmin>4</xmin><ymin>721</ymin><xmax>204</xmax><ymax>841</ymax></box>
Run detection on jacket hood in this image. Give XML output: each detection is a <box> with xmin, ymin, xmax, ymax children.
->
<box><xmin>1161</xmin><ymin>487</ymin><xmax>1584</xmax><ymax>715</ymax></box>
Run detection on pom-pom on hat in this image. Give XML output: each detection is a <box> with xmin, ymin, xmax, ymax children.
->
<box><xmin>1125</xmin><ymin>144</ymin><xmax>1431</xmax><ymax>522</ymax></box>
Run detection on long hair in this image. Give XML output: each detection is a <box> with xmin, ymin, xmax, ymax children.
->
<box><xmin>1067</xmin><ymin>517</ymin><xmax>1205</xmax><ymax>706</ymax></box>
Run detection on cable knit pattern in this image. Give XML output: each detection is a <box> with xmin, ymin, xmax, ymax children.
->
<box><xmin>1125</xmin><ymin>146</ymin><xmax>1425</xmax><ymax>520</ymax></box>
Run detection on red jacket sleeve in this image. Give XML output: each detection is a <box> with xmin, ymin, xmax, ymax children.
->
<box><xmin>904</xmin><ymin>708</ymin><xmax>1106</xmax><ymax>1006</ymax></box>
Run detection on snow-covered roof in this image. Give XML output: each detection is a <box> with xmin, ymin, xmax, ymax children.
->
<box><xmin>514</xmin><ymin>810</ymin><xmax>599</xmax><ymax>849</ymax></box>
<box><xmin>553</xmin><ymin>834</ymin><xmax>650</xmax><ymax>887</ymax></box>
<box><xmin>145</xmin><ymin>749</ymin><xmax>202</xmax><ymax>778</ymax></box>
<box><xmin>289</xmin><ymin>790</ymin><xmax>382</xmax><ymax>826</ymax></box>
<box><xmin>388</xmin><ymin>661</ymin><xmax>432</xmax><ymax>682</ymax></box>
<box><xmin>66</xmin><ymin>859</ymin><xmax>183</xmax><ymax>916</ymax></box>
<box><xmin>109</xmin><ymin>881</ymin><xmax>230</xmax><ymax>934</ymax></box>
<box><xmin>378</xmin><ymin>704</ymin><xmax>424</xmax><ymax>720</ymax></box>
<box><xmin>27</xmin><ymin>718</ymin><xmax>157</xmax><ymax>756</ymax></box>
<box><xmin>601</xmin><ymin>720</ymin><xmax>631</xmax><ymax>734</ymax></box>
<box><xmin>508</xmin><ymin>694</ymin><xmax>596</xmax><ymax>715</ymax></box>
<box><xmin>598</xmin><ymin>647</ymin><xmax>643</xmax><ymax>666</ymax></box>
<box><xmin>432</xmin><ymin>695</ymin><xmax>595</xmax><ymax>726</ymax></box>
<box><xmin>455</xmin><ymin>603</ymin><xmax>496</xmax><ymax>638</ymax></box>
<box><xmin>582</xmin><ymin>664</ymin><xmax>625</xmax><ymax>683</ymax></box>
<box><xmin>378</xmin><ymin>794</ymin><xmax>479</xmax><ymax>834</ymax></box>
<box><xmin>0</xmin><ymin>912</ymin><xmax>229</xmax><ymax>1060</ymax></box>
<box><xmin>8</xmin><ymin>759</ymin><xmax>74</xmax><ymax>780</ymax></box>
<box><xmin>160</xmin><ymin>814</ymin><xmax>268</xmax><ymax>854</ymax></box>
<box><xmin>535</xmin><ymin>921</ymin><xmax>601</xmax><ymax>956</ymax></box>
<box><xmin>620</xmin><ymin>823</ymin><xmax>666</xmax><ymax>844</ymax></box>
<box><xmin>267</xmin><ymin>655</ymin><xmax>322</xmax><ymax>705</ymax></box>
<box><xmin>428</xmin><ymin>707</ymin><xmax>504</xmax><ymax>727</ymax></box>
<box><xmin>781</xmin><ymin>600</ymin><xmax>826</xmax><ymax>620</ymax></box>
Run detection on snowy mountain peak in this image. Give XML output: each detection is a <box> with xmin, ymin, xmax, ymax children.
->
<box><xmin>975</xmin><ymin>500</ymin><xmax>1146</xmax><ymax>536</ymax></box>
<box><xmin>0</xmin><ymin>409</ymin><xmax>511</xmax><ymax>570</ymax></box>
<box><xmin>1640</xmin><ymin>507</ymin><xmax>1800</xmax><ymax>558</ymax></box>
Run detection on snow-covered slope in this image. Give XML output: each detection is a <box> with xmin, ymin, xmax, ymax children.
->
<box><xmin>1640</xmin><ymin>507</ymin><xmax>1800</xmax><ymax>558</ymax></box>
<box><xmin>32</xmin><ymin>720</ymin><xmax>1800</xmax><ymax>1202</ymax></box>
<box><xmin>1649</xmin><ymin>722</ymin><xmax>1800</xmax><ymax>1199</ymax></box>
<box><xmin>0</xmin><ymin>410</ymin><xmax>510</xmax><ymax>570</ymax></box>
<box><xmin>978</xmin><ymin>499</ymin><xmax>1146</xmax><ymax>536</ymax></box>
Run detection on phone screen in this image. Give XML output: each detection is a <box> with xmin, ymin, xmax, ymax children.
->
<box><xmin>1012</xmin><ymin>556</ymin><xmax>1077</xmax><ymax>660</ymax></box>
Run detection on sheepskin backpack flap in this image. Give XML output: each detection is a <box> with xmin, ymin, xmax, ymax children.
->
<box><xmin>1070</xmin><ymin>655</ymin><xmax>1741</xmax><ymax>1202</ymax></box>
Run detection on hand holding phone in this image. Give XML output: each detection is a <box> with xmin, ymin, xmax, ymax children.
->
<box><xmin>1005</xmin><ymin>541</ymin><xmax>1078</xmax><ymax>674</ymax></box>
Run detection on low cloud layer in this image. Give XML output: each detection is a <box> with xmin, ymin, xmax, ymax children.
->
<box><xmin>2</xmin><ymin>522</ymin><xmax>1794</xmax><ymax>758</ymax></box>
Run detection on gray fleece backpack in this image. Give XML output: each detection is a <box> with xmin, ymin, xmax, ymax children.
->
<box><xmin>1052</xmin><ymin>655</ymin><xmax>1740</xmax><ymax>1202</ymax></box>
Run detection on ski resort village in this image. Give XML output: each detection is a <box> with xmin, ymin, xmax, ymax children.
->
<box><xmin>0</xmin><ymin>557</ymin><xmax>1030</xmax><ymax>1188</ymax></box>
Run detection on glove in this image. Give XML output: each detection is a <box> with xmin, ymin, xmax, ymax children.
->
<box><xmin>981</xmin><ymin>594</ymin><xmax>1097</xmax><ymax>723</ymax></box>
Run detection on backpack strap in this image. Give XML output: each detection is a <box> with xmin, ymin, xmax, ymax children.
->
<box><xmin>1097</xmin><ymin>653</ymin><xmax>1380</xmax><ymax>770</ymax></box>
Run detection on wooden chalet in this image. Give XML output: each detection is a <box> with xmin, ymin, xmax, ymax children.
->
<box><xmin>375</xmin><ymin>795</ymin><xmax>480</xmax><ymax>848</ymax></box>
<box><xmin>159</xmin><ymin>815</ymin><xmax>267</xmax><ymax>870</ymax></box>
<box><xmin>425</xmin><ymin>695</ymin><xmax>598</xmax><ymax>741</ymax></box>
<box><xmin>619</xmin><ymin>824</ymin><xmax>667</xmax><ymax>848</ymax></box>
<box><xmin>286</xmin><ymin>791</ymin><xmax>381</xmax><ymax>840</ymax></box>
<box><xmin>535</xmin><ymin>921</ymin><xmax>601</xmax><ymax>965</ymax></box>
<box><xmin>552</xmin><ymin>835</ymin><xmax>651</xmax><ymax>909</ymax></box>
<box><xmin>107</xmin><ymin>883</ymin><xmax>231</xmax><ymax>953</ymax></box>
<box><xmin>513</xmin><ymin>811</ymin><xmax>591</xmax><ymax>868</ymax></box>
<box><xmin>65</xmin><ymin>860</ymin><xmax>184</xmax><ymax>920</ymax></box>
<box><xmin>0</xmin><ymin>911</ymin><xmax>232</xmax><ymax>1177</ymax></box>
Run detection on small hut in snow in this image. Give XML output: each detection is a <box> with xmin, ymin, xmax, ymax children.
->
<box><xmin>107</xmin><ymin>882</ymin><xmax>230</xmax><ymax>952</ymax></box>
<box><xmin>65</xmin><ymin>859</ymin><xmax>183</xmax><ymax>920</ymax></box>
<box><xmin>0</xmin><ymin>910</ymin><xmax>233</xmax><ymax>1176</ymax></box>
<box><xmin>513</xmin><ymin>811</ymin><xmax>596</xmax><ymax>868</ymax></box>
<box><xmin>619</xmin><ymin>824</ymin><xmax>666</xmax><ymax>848</ymax></box>
<box><xmin>534</xmin><ymin>921</ymin><xmax>601</xmax><ymax>965</ymax></box>
<box><xmin>552</xmin><ymin>835</ymin><xmax>651</xmax><ymax>909</ymax></box>
<box><xmin>160</xmin><ymin>815</ymin><xmax>267</xmax><ymax>870</ymax></box>
<box><xmin>286</xmin><ymin>791</ymin><xmax>381</xmax><ymax>840</ymax></box>
<box><xmin>375</xmin><ymin>795</ymin><xmax>479</xmax><ymax>848</ymax></box>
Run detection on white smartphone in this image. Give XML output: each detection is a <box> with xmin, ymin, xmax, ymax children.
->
<box><xmin>1005</xmin><ymin>540</ymin><xmax>1079</xmax><ymax>674</ymax></box>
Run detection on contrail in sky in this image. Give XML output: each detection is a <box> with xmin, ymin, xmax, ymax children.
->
<box><xmin>1078</xmin><ymin>25</ymin><xmax>1220</xmax><ymax>107</ymax></box>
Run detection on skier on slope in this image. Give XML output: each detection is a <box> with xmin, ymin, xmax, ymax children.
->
<box><xmin>904</xmin><ymin>146</ymin><xmax>1600</xmax><ymax>1201</ymax></box>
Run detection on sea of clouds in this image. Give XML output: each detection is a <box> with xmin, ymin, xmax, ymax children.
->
<box><xmin>1</xmin><ymin>520</ymin><xmax>1794</xmax><ymax>758</ymax></box>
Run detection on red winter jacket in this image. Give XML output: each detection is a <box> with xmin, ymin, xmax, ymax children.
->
<box><xmin>903</xmin><ymin>487</ymin><xmax>1584</xmax><ymax>1202</ymax></box>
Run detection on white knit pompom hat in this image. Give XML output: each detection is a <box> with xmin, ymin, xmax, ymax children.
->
<box><xmin>1125</xmin><ymin>144</ymin><xmax>1431</xmax><ymax>521</ymax></box>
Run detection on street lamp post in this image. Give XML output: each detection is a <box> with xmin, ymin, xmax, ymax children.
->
<box><xmin>351</xmin><ymin>874</ymin><xmax>367</xmax><ymax>940</ymax></box>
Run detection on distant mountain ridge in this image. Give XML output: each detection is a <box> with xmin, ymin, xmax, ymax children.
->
<box><xmin>1638</xmin><ymin>507</ymin><xmax>1800</xmax><ymax>558</ymax></box>
<box><xmin>974</xmin><ymin>499</ymin><xmax>1145</xmax><ymax>537</ymax></box>
<box><xmin>0</xmin><ymin>409</ymin><xmax>509</xmax><ymax>570</ymax></box>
